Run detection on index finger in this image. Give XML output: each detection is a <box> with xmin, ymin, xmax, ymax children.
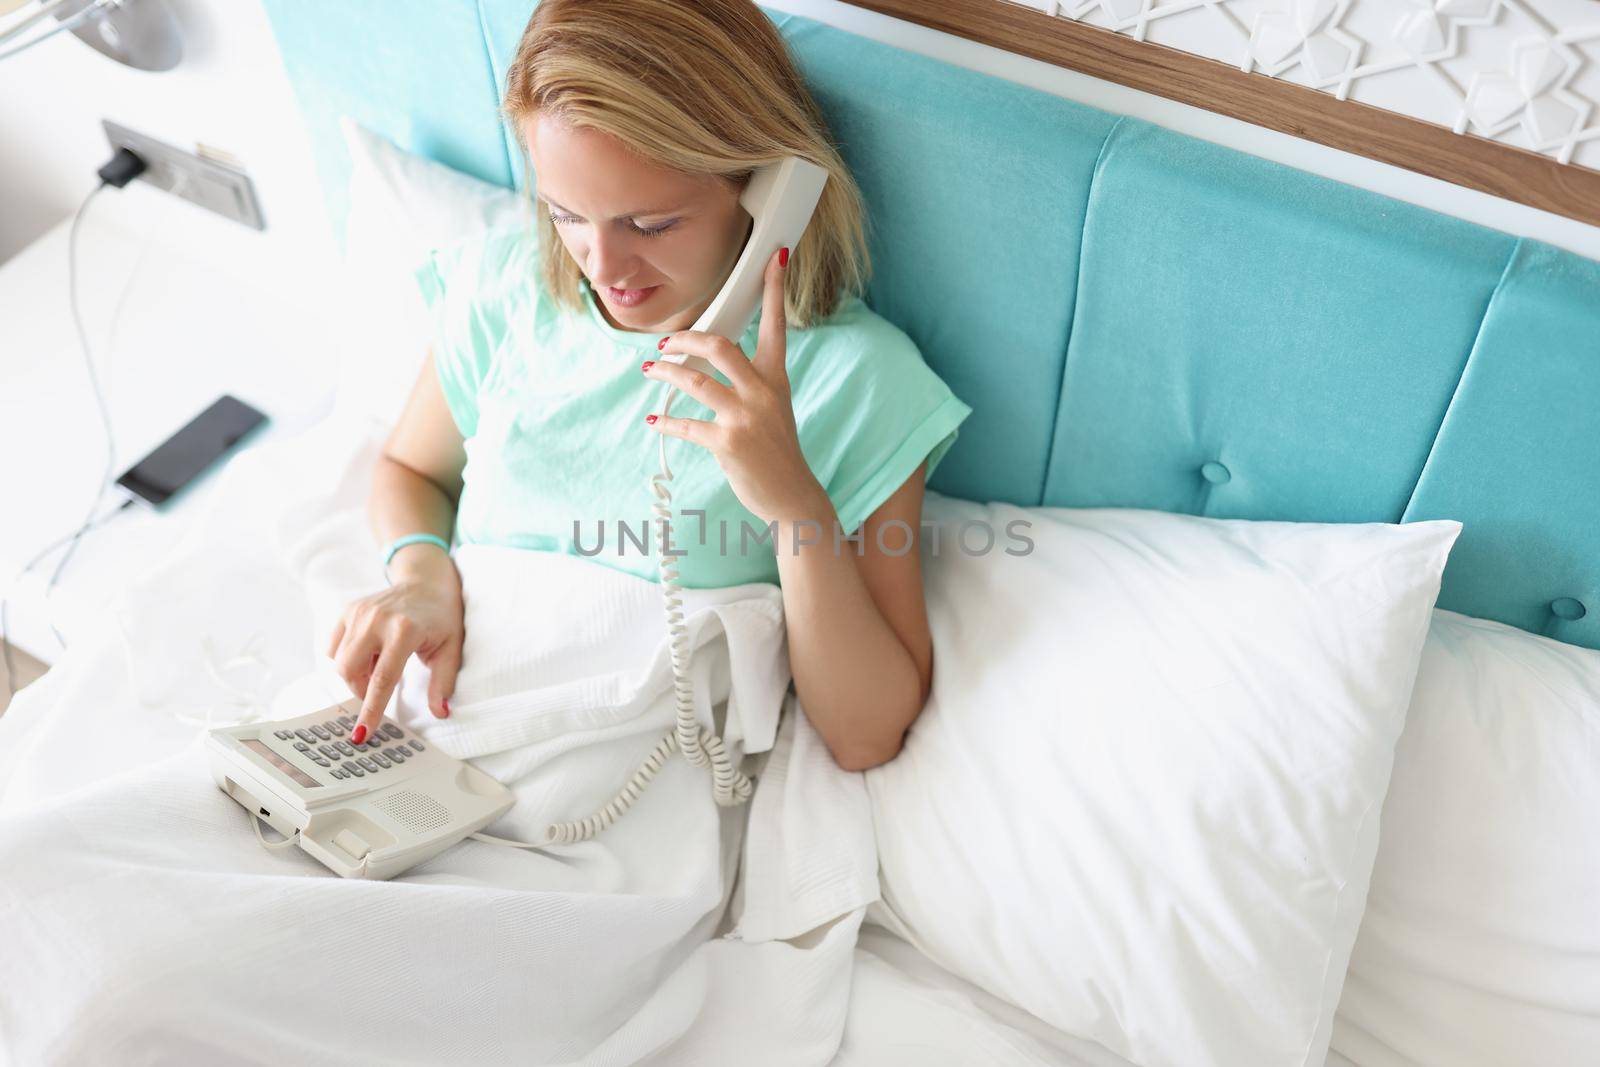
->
<box><xmin>753</xmin><ymin>246</ymin><xmax>788</xmax><ymax>381</ymax></box>
<box><xmin>661</xmin><ymin>332</ymin><xmax>756</xmax><ymax>393</ymax></box>
<box><xmin>351</xmin><ymin>640</ymin><xmax>409</xmax><ymax>743</ymax></box>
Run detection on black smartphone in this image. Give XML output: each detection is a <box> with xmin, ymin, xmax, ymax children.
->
<box><xmin>115</xmin><ymin>394</ymin><xmax>269</xmax><ymax>508</ymax></box>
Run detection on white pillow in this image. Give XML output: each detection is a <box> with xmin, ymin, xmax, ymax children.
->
<box><xmin>862</xmin><ymin>494</ymin><xmax>1462</xmax><ymax>1067</ymax></box>
<box><xmin>1331</xmin><ymin>608</ymin><xmax>1600</xmax><ymax>1067</ymax></box>
<box><xmin>334</xmin><ymin>117</ymin><xmax>525</xmax><ymax>431</ymax></box>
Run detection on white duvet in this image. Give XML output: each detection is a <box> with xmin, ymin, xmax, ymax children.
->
<box><xmin>0</xmin><ymin>414</ymin><xmax>881</xmax><ymax>1066</ymax></box>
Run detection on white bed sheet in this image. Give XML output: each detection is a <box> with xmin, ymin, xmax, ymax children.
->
<box><xmin>837</xmin><ymin>921</ymin><xmax>1130</xmax><ymax>1066</ymax></box>
<box><xmin>837</xmin><ymin>923</ymin><xmax>1362</xmax><ymax>1067</ymax></box>
<box><xmin>0</xmin><ymin>407</ymin><xmax>872</xmax><ymax>1066</ymax></box>
<box><xmin>0</xmin><ymin>427</ymin><xmax>339</xmax><ymax>813</ymax></box>
<box><xmin>0</xmin><ymin>406</ymin><xmax>1375</xmax><ymax>1067</ymax></box>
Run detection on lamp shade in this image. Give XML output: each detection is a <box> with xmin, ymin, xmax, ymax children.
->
<box><xmin>60</xmin><ymin>0</ymin><xmax>181</xmax><ymax>70</ymax></box>
<box><xmin>0</xmin><ymin>0</ymin><xmax>180</xmax><ymax>70</ymax></box>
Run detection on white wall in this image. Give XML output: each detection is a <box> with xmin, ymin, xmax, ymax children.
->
<box><xmin>1</xmin><ymin>0</ymin><xmax>1598</xmax><ymax>269</ymax></box>
<box><xmin>0</xmin><ymin>0</ymin><xmax>334</xmax><ymax>282</ymax></box>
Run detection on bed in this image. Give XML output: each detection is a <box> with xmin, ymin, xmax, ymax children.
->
<box><xmin>1</xmin><ymin>2</ymin><xmax>1597</xmax><ymax>1065</ymax></box>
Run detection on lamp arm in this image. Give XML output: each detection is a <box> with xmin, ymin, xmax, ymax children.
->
<box><xmin>0</xmin><ymin>0</ymin><xmax>121</xmax><ymax>63</ymax></box>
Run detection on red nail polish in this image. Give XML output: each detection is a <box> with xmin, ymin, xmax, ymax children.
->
<box><xmin>657</xmin><ymin>337</ymin><xmax>668</xmax><ymax>350</ymax></box>
<box><xmin>645</xmin><ymin>414</ymin><xmax>658</xmax><ymax>424</ymax></box>
<box><xmin>778</xmin><ymin>246</ymin><xmax>789</xmax><ymax>268</ymax></box>
<box><xmin>351</xmin><ymin>724</ymin><xmax>367</xmax><ymax>744</ymax></box>
<box><xmin>641</xmin><ymin>360</ymin><xmax>654</xmax><ymax>372</ymax></box>
<box><xmin>442</xmin><ymin>699</ymin><xmax>451</xmax><ymax>716</ymax></box>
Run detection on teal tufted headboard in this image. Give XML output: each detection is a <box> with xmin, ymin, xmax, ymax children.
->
<box><xmin>262</xmin><ymin>1</ymin><xmax>1600</xmax><ymax>651</ymax></box>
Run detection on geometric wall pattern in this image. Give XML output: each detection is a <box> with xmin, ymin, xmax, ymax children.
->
<box><xmin>1005</xmin><ymin>0</ymin><xmax>1600</xmax><ymax>170</ymax></box>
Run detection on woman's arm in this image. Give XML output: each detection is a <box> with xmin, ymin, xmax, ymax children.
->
<box><xmin>331</xmin><ymin>350</ymin><xmax>472</xmax><ymax>741</ymax></box>
<box><xmin>368</xmin><ymin>349</ymin><xmax>468</xmax><ymax>581</ymax></box>
<box><xmin>773</xmin><ymin>460</ymin><xmax>933</xmax><ymax>772</ymax></box>
<box><xmin>643</xmin><ymin>248</ymin><xmax>936</xmax><ymax>770</ymax></box>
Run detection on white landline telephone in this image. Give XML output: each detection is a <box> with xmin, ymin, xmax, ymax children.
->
<box><xmin>207</xmin><ymin>156</ymin><xmax>830</xmax><ymax>880</ymax></box>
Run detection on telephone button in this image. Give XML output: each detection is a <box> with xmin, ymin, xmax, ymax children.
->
<box><xmin>381</xmin><ymin>723</ymin><xmax>403</xmax><ymax>741</ymax></box>
<box><xmin>372</xmin><ymin>754</ymin><xmax>393</xmax><ymax>769</ymax></box>
<box><xmin>408</xmin><ymin>740</ymin><xmax>425</xmax><ymax>753</ymax></box>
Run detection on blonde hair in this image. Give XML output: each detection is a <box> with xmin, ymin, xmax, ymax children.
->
<box><xmin>500</xmin><ymin>0</ymin><xmax>869</xmax><ymax>329</ymax></box>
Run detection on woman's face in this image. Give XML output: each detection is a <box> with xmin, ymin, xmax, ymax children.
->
<box><xmin>526</xmin><ymin>113</ymin><xmax>752</xmax><ymax>336</ymax></box>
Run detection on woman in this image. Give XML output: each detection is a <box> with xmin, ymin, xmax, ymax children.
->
<box><xmin>327</xmin><ymin>0</ymin><xmax>971</xmax><ymax>773</ymax></box>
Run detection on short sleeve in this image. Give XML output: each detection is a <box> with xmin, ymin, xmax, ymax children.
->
<box><xmin>413</xmin><ymin>226</ymin><xmax>532</xmax><ymax>439</ymax></box>
<box><xmin>796</xmin><ymin>313</ymin><xmax>973</xmax><ymax>536</ymax></box>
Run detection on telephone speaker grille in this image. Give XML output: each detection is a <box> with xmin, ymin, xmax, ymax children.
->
<box><xmin>376</xmin><ymin>790</ymin><xmax>451</xmax><ymax>832</ymax></box>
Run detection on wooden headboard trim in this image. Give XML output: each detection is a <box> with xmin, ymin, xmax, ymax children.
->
<box><xmin>850</xmin><ymin>0</ymin><xmax>1600</xmax><ymax>231</ymax></box>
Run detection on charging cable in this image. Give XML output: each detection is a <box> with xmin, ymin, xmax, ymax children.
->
<box><xmin>2</xmin><ymin>149</ymin><xmax>151</xmax><ymax>701</ymax></box>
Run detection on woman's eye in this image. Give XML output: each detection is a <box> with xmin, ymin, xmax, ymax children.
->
<box><xmin>547</xmin><ymin>212</ymin><xmax>675</xmax><ymax>238</ymax></box>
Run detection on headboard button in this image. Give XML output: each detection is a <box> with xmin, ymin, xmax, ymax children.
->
<box><xmin>1199</xmin><ymin>461</ymin><xmax>1231</xmax><ymax>485</ymax></box>
<box><xmin>1550</xmin><ymin>597</ymin><xmax>1587</xmax><ymax>621</ymax></box>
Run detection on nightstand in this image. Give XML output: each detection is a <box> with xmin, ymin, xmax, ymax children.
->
<box><xmin>0</xmin><ymin>188</ymin><xmax>342</xmax><ymax>667</ymax></box>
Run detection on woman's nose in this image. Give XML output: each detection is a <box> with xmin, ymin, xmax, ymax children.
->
<box><xmin>586</xmin><ymin>229</ymin><xmax>637</xmax><ymax>288</ymax></box>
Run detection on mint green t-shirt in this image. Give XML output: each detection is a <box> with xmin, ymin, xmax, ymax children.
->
<box><xmin>413</xmin><ymin>222</ymin><xmax>971</xmax><ymax>589</ymax></box>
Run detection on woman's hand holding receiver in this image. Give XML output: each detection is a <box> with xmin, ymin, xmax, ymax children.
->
<box><xmin>327</xmin><ymin>545</ymin><xmax>462</xmax><ymax>745</ymax></box>
<box><xmin>644</xmin><ymin>247</ymin><xmax>827</xmax><ymax>527</ymax></box>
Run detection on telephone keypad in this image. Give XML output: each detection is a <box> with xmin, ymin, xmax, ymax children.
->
<box><xmin>268</xmin><ymin>713</ymin><xmax>421</xmax><ymax>785</ymax></box>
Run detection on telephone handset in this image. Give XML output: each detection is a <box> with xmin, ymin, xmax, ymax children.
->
<box><xmin>661</xmin><ymin>156</ymin><xmax>830</xmax><ymax>378</ymax></box>
<box><xmin>542</xmin><ymin>156</ymin><xmax>830</xmax><ymax>845</ymax></box>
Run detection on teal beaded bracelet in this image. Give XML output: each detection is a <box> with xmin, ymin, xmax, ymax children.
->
<box><xmin>380</xmin><ymin>533</ymin><xmax>451</xmax><ymax>581</ymax></box>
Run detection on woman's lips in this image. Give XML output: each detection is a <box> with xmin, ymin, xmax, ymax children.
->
<box><xmin>607</xmin><ymin>284</ymin><xmax>660</xmax><ymax>308</ymax></box>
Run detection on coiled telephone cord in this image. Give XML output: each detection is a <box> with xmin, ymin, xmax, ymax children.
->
<box><xmin>537</xmin><ymin>380</ymin><xmax>757</xmax><ymax>846</ymax></box>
